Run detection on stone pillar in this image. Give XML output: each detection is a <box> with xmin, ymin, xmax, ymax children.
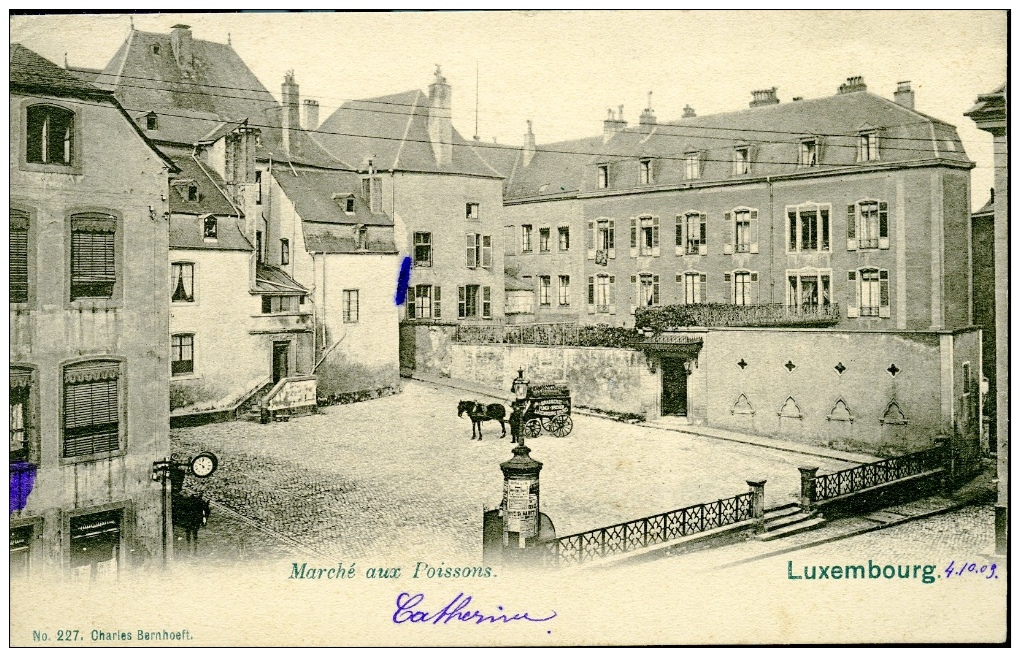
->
<box><xmin>746</xmin><ymin>479</ymin><xmax>766</xmax><ymax>533</ymax></box>
<box><xmin>798</xmin><ymin>467</ymin><xmax>819</xmax><ymax>512</ymax></box>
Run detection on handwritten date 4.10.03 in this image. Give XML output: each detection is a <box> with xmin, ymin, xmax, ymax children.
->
<box><xmin>944</xmin><ymin>560</ymin><xmax>999</xmax><ymax>580</ymax></box>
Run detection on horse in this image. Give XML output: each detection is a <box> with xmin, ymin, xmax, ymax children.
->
<box><xmin>457</xmin><ymin>400</ymin><xmax>508</xmax><ymax>440</ymax></box>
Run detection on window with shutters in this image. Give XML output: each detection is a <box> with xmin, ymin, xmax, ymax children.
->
<box><xmin>70</xmin><ymin>213</ymin><xmax>117</xmax><ymax>301</ymax></box>
<box><xmin>785</xmin><ymin>203</ymin><xmax>830</xmax><ymax>253</ymax></box>
<box><xmin>588</xmin><ymin>219</ymin><xmax>616</xmax><ymax>261</ymax></box>
<box><xmin>10</xmin><ymin>209</ymin><xmax>30</xmax><ymax>304</ymax></box>
<box><xmin>539</xmin><ymin>227</ymin><xmax>551</xmax><ymax>253</ymax></box>
<box><xmin>25</xmin><ymin>104</ymin><xmax>76</xmax><ymax>167</ymax></box>
<box><xmin>62</xmin><ymin>360</ymin><xmax>122</xmax><ymax>459</ymax></box>
<box><xmin>466</xmin><ymin>233</ymin><xmax>492</xmax><ymax>269</ymax></box>
<box><xmin>639</xmin><ymin>159</ymin><xmax>653</xmax><ymax>185</ymax></box>
<box><xmin>848</xmin><ymin>200</ymin><xmax>889</xmax><ymax>250</ymax></box>
<box><xmin>725</xmin><ymin>208</ymin><xmax>758</xmax><ymax>254</ymax></box>
<box><xmin>411</xmin><ymin>284</ymin><xmax>439</xmax><ymax>319</ymax></box>
<box><xmin>633</xmin><ymin>216</ymin><xmax>659</xmax><ymax>257</ymax></box>
<box><xmin>414</xmin><ymin>231</ymin><xmax>432</xmax><ymax>267</ymax></box>
<box><xmin>733</xmin><ymin>147</ymin><xmax>750</xmax><ymax>175</ymax></box>
<box><xmin>261</xmin><ymin>295</ymin><xmax>298</xmax><ymax>314</ymax></box>
<box><xmin>597</xmin><ymin>164</ymin><xmax>609</xmax><ymax>189</ymax></box>
<box><xmin>685</xmin><ymin>152</ymin><xmax>701</xmax><ymax>180</ymax></box>
<box><xmin>786</xmin><ymin>269</ymin><xmax>832</xmax><ymax>314</ymax></box>
<box><xmin>634</xmin><ymin>273</ymin><xmax>659</xmax><ymax>308</ymax></box>
<box><xmin>678</xmin><ymin>272</ymin><xmax>707</xmax><ymax>305</ymax></box>
<box><xmin>799</xmin><ymin>139</ymin><xmax>818</xmax><ymax>167</ymax></box>
<box><xmin>521</xmin><ymin>225</ymin><xmax>533</xmax><ymax>253</ymax></box>
<box><xmin>849</xmin><ymin>268</ymin><xmax>890</xmax><ymax>318</ymax></box>
<box><xmin>597</xmin><ymin>220</ymin><xmax>615</xmax><ymax>253</ymax></box>
<box><xmin>682</xmin><ymin>212</ymin><xmax>707</xmax><ymax>255</ymax></box>
<box><xmin>69</xmin><ymin>509</ymin><xmax>122</xmax><ymax>582</ymax></box>
<box><xmin>10</xmin><ymin>367</ymin><xmax>35</xmax><ymax>464</ymax></box>
<box><xmin>459</xmin><ymin>284</ymin><xmax>480</xmax><ymax>318</ymax></box>
<box><xmin>558</xmin><ymin>226</ymin><xmax>570</xmax><ymax>252</ymax></box>
<box><xmin>466</xmin><ymin>202</ymin><xmax>479</xmax><ymax>219</ymax></box>
<box><xmin>589</xmin><ymin>274</ymin><xmax>616</xmax><ymax>314</ymax></box>
<box><xmin>732</xmin><ymin>271</ymin><xmax>758</xmax><ymax>306</ymax></box>
<box><xmin>539</xmin><ymin>276</ymin><xmax>551</xmax><ymax>306</ymax></box>
<box><xmin>170</xmin><ymin>262</ymin><xmax>195</xmax><ymax>303</ymax></box>
<box><xmin>343</xmin><ymin>289</ymin><xmax>359</xmax><ymax>323</ymax></box>
<box><xmin>171</xmin><ymin>334</ymin><xmax>194</xmax><ymax>376</ymax></box>
<box><xmin>558</xmin><ymin>275</ymin><xmax>570</xmax><ymax>306</ymax></box>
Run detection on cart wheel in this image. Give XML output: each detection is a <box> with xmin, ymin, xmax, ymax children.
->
<box><xmin>524</xmin><ymin>418</ymin><xmax>543</xmax><ymax>438</ymax></box>
<box><xmin>549</xmin><ymin>414</ymin><xmax>573</xmax><ymax>437</ymax></box>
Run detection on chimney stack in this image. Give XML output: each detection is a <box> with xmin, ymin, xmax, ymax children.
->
<box><xmin>427</xmin><ymin>65</ymin><xmax>453</xmax><ymax>166</ymax></box>
<box><xmin>838</xmin><ymin>76</ymin><xmax>868</xmax><ymax>94</ymax></box>
<box><xmin>749</xmin><ymin>87</ymin><xmax>780</xmax><ymax>108</ymax></box>
<box><xmin>639</xmin><ymin>91</ymin><xmax>657</xmax><ymax>133</ymax></box>
<box><xmin>302</xmin><ymin>99</ymin><xmax>319</xmax><ymax>131</ymax></box>
<box><xmin>170</xmin><ymin>24</ymin><xmax>194</xmax><ymax>75</ymax></box>
<box><xmin>893</xmin><ymin>80</ymin><xmax>915</xmax><ymax>110</ymax></box>
<box><xmin>682</xmin><ymin>104</ymin><xmax>697</xmax><ymax>119</ymax></box>
<box><xmin>603</xmin><ymin>105</ymin><xmax>627</xmax><ymax>139</ymax></box>
<box><xmin>281</xmin><ymin>71</ymin><xmax>300</xmax><ymax>155</ymax></box>
<box><xmin>522</xmin><ymin>120</ymin><xmax>536</xmax><ymax>168</ymax></box>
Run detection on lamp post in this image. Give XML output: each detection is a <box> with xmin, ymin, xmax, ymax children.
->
<box><xmin>152</xmin><ymin>451</ymin><xmax>218</xmax><ymax>566</ymax></box>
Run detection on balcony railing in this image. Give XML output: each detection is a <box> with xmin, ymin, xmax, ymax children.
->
<box><xmin>635</xmin><ymin>302</ymin><xmax>841</xmax><ymax>331</ymax></box>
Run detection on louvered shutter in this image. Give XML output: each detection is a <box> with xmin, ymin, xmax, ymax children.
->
<box><xmin>607</xmin><ymin>219</ymin><xmax>616</xmax><ymax>258</ymax></box>
<box><xmin>466</xmin><ymin>233</ymin><xmax>477</xmax><ymax>268</ymax></box>
<box><xmin>847</xmin><ymin>204</ymin><xmax>858</xmax><ymax>251</ymax></box>
<box><xmin>699</xmin><ymin>273</ymin><xmax>707</xmax><ymax>304</ymax></box>
<box><xmin>675</xmin><ymin>218</ymin><xmax>684</xmax><ymax>256</ymax></box>
<box><xmin>878</xmin><ymin>202</ymin><xmax>890</xmax><ymax>249</ymax></box>
<box><xmin>723</xmin><ymin>212</ymin><xmax>733</xmax><ymax>254</ymax></box>
<box><xmin>482</xmin><ymin>235</ymin><xmax>492</xmax><ymax>268</ymax></box>
<box><xmin>749</xmin><ymin>210</ymin><xmax>760</xmax><ymax>254</ymax></box>
<box><xmin>458</xmin><ymin>286</ymin><xmax>466</xmax><ymax>319</ymax></box>
<box><xmin>10</xmin><ymin>211</ymin><xmax>29</xmax><ymax>303</ymax></box>
<box><xmin>652</xmin><ymin>275</ymin><xmax>660</xmax><ymax>305</ymax></box>
<box><xmin>587</xmin><ymin>276</ymin><xmax>595</xmax><ymax>313</ymax></box>
<box><xmin>587</xmin><ymin>221</ymin><xmax>595</xmax><ymax>259</ymax></box>
<box><xmin>629</xmin><ymin>217</ymin><xmax>638</xmax><ymax>257</ymax></box>
<box><xmin>406</xmin><ymin>287</ymin><xmax>415</xmax><ymax>318</ymax></box>
<box><xmin>750</xmin><ymin>271</ymin><xmax>759</xmax><ymax>304</ymax></box>
<box><xmin>879</xmin><ymin>270</ymin><xmax>890</xmax><ymax>318</ymax></box>
<box><xmin>608</xmin><ymin>275</ymin><xmax>616</xmax><ymax>314</ymax></box>
<box><xmin>482</xmin><ymin>286</ymin><xmax>492</xmax><ymax>318</ymax></box>
<box><xmin>699</xmin><ymin>213</ymin><xmax>708</xmax><ymax>255</ymax></box>
<box><xmin>723</xmin><ymin>272</ymin><xmax>732</xmax><ymax>303</ymax></box>
<box><xmin>651</xmin><ymin>216</ymin><xmax>660</xmax><ymax>257</ymax></box>
<box><xmin>630</xmin><ymin>275</ymin><xmax>638</xmax><ymax>314</ymax></box>
<box><xmin>433</xmin><ymin>286</ymin><xmax>441</xmax><ymax>319</ymax></box>
<box><xmin>846</xmin><ymin>271</ymin><xmax>859</xmax><ymax>318</ymax></box>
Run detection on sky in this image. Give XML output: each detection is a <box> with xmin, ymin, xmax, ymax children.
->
<box><xmin>10</xmin><ymin>10</ymin><xmax>1007</xmax><ymax>208</ymax></box>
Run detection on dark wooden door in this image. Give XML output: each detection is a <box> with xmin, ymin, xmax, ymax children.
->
<box><xmin>661</xmin><ymin>357</ymin><xmax>688</xmax><ymax>417</ymax></box>
<box><xmin>272</xmin><ymin>341</ymin><xmax>290</xmax><ymax>384</ymax></box>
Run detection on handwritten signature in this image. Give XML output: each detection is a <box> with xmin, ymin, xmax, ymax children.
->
<box><xmin>393</xmin><ymin>592</ymin><xmax>557</xmax><ymax>625</ymax></box>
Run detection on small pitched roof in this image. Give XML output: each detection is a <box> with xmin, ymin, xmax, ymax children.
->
<box><xmin>255</xmin><ymin>264</ymin><xmax>309</xmax><ymax>295</ymax></box>
<box><xmin>271</xmin><ymin>167</ymin><xmax>392</xmax><ymax>226</ymax></box>
<box><xmin>311</xmin><ymin>89</ymin><xmax>502</xmax><ymax>177</ymax></box>
<box><xmin>167</xmin><ymin>155</ymin><xmax>241</xmax><ymax>216</ymax></box>
<box><xmin>169</xmin><ymin>214</ymin><xmax>252</xmax><ymax>251</ymax></box>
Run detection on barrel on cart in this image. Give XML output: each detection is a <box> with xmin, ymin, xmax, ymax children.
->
<box><xmin>520</xmin><ymin>383</ymin><xmax>572</xmax><ymax>438</ymax></box>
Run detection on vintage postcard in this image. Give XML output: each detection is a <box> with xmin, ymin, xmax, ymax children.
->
<box><xmin>8</xmin><ymin>9</ymin><xmax>1008</xmax><ymax>645</ymax></box>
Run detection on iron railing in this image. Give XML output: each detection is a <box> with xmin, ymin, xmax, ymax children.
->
<box><xmin>813</xmin><ymin>445</ymin><xmax>946</xmax><ymax>502</ymax></box>
<box><xmin>539</xmin><ymin>491</ymin><xmax>755</xmax><ymax>567</ymax></box>
<box><xmin>635</xmin><ymin>302</ymin><xmax>841</xmax><ymax>330</ymax></box>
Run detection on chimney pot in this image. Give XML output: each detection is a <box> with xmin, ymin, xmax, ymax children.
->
<box><xmin>749</xmin><ymin>87</ymin><xmax>780</xmax><ymax>108</ymax></box>
<box><xmin>522</xmin><ymin>119</ymin><xmax>536</xmax><ymax>168</ymax></box>
<box><xmin>893</xmin><ymin>80</ymin><xmax>915</xmax><ymax>110</ymax></box>
<box><xmin>603</xmin><ymin>105</ymin><xmax>627</xmax><ymax>138</ymax></box>
<box><xmin>302</xmin><ymin>99</ymin><xmax>319</xmax><ymax>131</ymax></box>
<box><xmin>281</xmin><ymin>71</ymin><xmax>301</xmax><ymax>155</ymax></box>
<box><xmin>682</xmin><ymin>104</ymin><xmax>696</xmax><ymax>119</ymax></box>
<box><xmin>838</xmin><ymin>76</ymin><xmax>868</xmax><ymax>94</ymax></box>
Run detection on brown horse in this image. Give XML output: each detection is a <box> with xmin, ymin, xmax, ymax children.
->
<box><xmin>457</xmin><ymin>401</ymin><xmax>508</xmax><ymax>440</ymax></box>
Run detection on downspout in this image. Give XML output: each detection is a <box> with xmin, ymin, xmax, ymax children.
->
<box><xmin>767</xmin><ymin>176</ymin><xmax>775</xmax><ymax>303</ymax></box>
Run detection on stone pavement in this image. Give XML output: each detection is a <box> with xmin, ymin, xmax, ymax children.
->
<box><xmin>170</xmin><ymin>378</ymin><xmax>858</xmax><ymax>567</ymax></box>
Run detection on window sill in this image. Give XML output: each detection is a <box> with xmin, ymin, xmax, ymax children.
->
<box><xmin>171</xmin><ymin>373</ymin><xmax>198</xmax><ymax>381</ymax></box>
<box><xmin>60</xmin><ymin>448</ymin><xmax>126</xmax><ymax>466</ymax></box>
<box><xmin>67</xmin><ymin>300</ymin><xmax>121</xmax><ymax>311</ymax></box>
<box><xmin>20</xmin><ymin>160</ymin><xmax>83</xmax><ymax>175</ymax></box>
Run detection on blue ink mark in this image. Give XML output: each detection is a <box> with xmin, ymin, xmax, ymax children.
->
<box><xmin>10</xmin><ymin>461</ymin><xmax>36</xmax><ymax>514</ymax></box>
<box><xmin>395</xmin><ymin>256</ymin><xmax>412</xmax><ymax>306</ymax></box>
<box><xmin>393</xmin><ymin>592</ymin><xmax>557</xmax><ymax>625</ymax></box>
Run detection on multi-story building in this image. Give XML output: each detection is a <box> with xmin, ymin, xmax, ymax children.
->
<box><xmin>500</xmin><ymin>79</ymin><xmax>974</xmax><ymax>332</ymax></box>
<box><xmin>311</xmin><ymin>67</ymin><xmax>507</xmax><ymax>325</ymax></box>
<box><xmin>93</xmin><ymin>25</ymin><xmax>399</xmax><ymax>409</ymax></box>
<box><xmin>10</xmin><ymin>44</ymin><xmax>176</xmax><ymax>577</ymax></box>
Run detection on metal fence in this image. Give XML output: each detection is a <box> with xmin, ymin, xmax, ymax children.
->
<box><xmin>812</xmin><ymin>445</ymin><xmax>946</xmax><ymax>502</ymax></box>
<box><xmin>539</xmin><ymin>491</ymin><xmax>755</xmax><ymax>567</ymax></box>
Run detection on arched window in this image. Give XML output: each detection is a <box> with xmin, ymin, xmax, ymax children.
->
<box><xmin>26</xmin><ymin>105</ymin><xmax>75</xmax><ymax>165</ymax></box>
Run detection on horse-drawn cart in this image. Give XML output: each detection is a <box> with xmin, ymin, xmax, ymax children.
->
<box><xmin>520</xmin><ymin>383</ymin><xmax>573</xmax><ymax>438</ymax></box>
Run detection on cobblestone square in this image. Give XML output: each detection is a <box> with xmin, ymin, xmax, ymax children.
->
<box><xmin>171</xmin><ymin>379</ymin><xmax>855</xmax><ymax>565</ymax></box>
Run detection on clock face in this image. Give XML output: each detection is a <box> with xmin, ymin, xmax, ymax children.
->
<box><xmin>190</xmin><ymin>453</ymin><xmax>218</xmax><ymax>478</ymax></box>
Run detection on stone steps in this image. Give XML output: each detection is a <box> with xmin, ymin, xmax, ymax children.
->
<box><xmin>757</xmin><ymin>503</ymin><xmax>827</xmax><ymax>540</ymax></box>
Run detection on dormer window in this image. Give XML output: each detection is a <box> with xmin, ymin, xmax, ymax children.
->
<box><xmin>639</xmin><ymin>159</ymin><xmax>652</xmax><ymax>185</ymax></box>
<box><xmin>859</xmin><ymin>131</ymin><xmax>879</xmax><ymax>162</ymax></box>
<box><xmin>145</xmin><ymin>112</ymin><xmax>158</xmax><ymax>131</ymax></box>
<box><xmin>345</xmin><ymin>196</ymin><xmax>356</xmax><ymax>214</ymax></box>
<box><xmin>684</xmin><ymin>152</ymin><xmax>701</xmax><ymax>180</ymax></box>
<box><xmin>733</xmin><ymin>146</ymin><xmax>750</xmax><ymax>175</ymax></box>
<box><xmin>188</xmin><ymin>185</ymin><xmax>198</xmax><ymax>202</ymax></box>
<box><xmin>152</xmin><ymin>44</ymin><xmax>161</xmax><ymax>55</ymax></box>
<box><xmin>799</xmin><ymin>139</ymin><xmax>818</xmax><ymax>167</ymax></box>
<box><xmin>357</xmin><ymin>225</ymin><xmax>369</xmax><ymax>250</ymax></box>
<box><xmin>597</xmin><ymin>164</ymin><xmax>609</xmax><ymax>189</ymax></box>
<box><xmin>203</xmin><ymin>216</ymin><xmax>217</xmax><ymax>240</ymax></box>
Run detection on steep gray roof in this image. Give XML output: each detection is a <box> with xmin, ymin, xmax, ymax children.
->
<box><xmin>271</xmin><ymin>167</ymin><xmax>392</xmax><ymax>226</ymax></box>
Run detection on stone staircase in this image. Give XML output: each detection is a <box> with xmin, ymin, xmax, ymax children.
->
<box><xmin>237</xmin><ymin>381</ymin><xmax>276</xmax><ymax>422</ymax></box>
<box><xmin>756</xmin><ymin>503</ymin><xmax>827</xmax><ymax>541</ymax></box>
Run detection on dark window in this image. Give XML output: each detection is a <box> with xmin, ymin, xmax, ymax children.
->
<box><xmin>70</xmin><ymin>214</ymin><xmax>116</xmax><ymax>301</ymax></box>
<box><xmin>171</xmin><ymin>334</ymin><xmax>194</xmax><ymax>375</ymax></box>
<box><xmin>170</xmin><ymin>262</ymin><xmax>194</xmax><ymax>302</ymax></box>
<box><xmin>26</xmin><ymin>105</ymin><xmax>74</xmax><ymax>165</ymax></box>
<box><xmin>466</xmin><ymin>203</ymin><xmax>479</xmax><ymax>219</ymax></box>
<box><xmin>10</xmin><ymin>526</ymin><xmax>32</xmax><ymax>579</ymax></box>
<box><xmin>255</xmin><ymin>170</ymin><xmax>263</xmax><ymax>205</ymax></box>
<box><xmin>10</xmin><ymin>209</ymin><xmax>29</xmax><ymax>303</ymax></box>
<box><xmin>343</xmin><ymin>290</ymin><xmax>359</xmax><ymax>323</ymax></box>
<box><xmin>262</xmin><ymin>295</ymin><xmax>296</xmax><ymax>314</ymax></box>
<box><xmin>281</xmin><ymin>239</ymin><xmax>290</xmax><ymax>266</ymax></box>
<box><xmin>63</xmin><ymin>361</ymin><xmax>120</xmax><ymax>457</ymax></box>
<box><xmin>459</xmin><ymin>285</ymin><xmax>480</xmax><ymax>318</ymax></box>
<box><xmin>558</xmin><ymin>226</ymin><xmax>570</xmax><ymax>251</ymax></box>
<box><xmin>188</xmin><ymin>185</ymin><xmax>199</xmax><ymax>202</ymax></box>
<box><xmin>357</xmin><ymin>226</ymin><xmax>369</xmax><ymax>250</ymax></box>
<box><xmin>145</xmin><ymin>113</ymin><xmax>158</xmax><ymax>131</ymax></box>
<box><xmin>414</xmin><ymin>232</ymin><xmax>432</xmax><ymax>267</ymax></box>
<box><xmin>345</xmin><ymin>196</ymin><xmax>355</xmax><ymax>213</ymax></box>
<box><xmin>256</xmin><ymin>231</ymin><xmax>263</xmax><ymax>263</ymax></box>
<box><xmin>539</xmin><ymin>228</ymin><xmax>550</xmax><ymax>253</ymax></box>
<box><xmin>203</xmin><ymin>216</ymin><xmax>217</xmax><ymax>239</ymax></box>
<box><xmin>69</xmin><ymin>510</ymin><xmax>121</xmax><ymax>581</ymax></box>
<box><xmin>10</xmin><ymin>368</ymin><xmax>32</xmax><ymax>463</ymax></box>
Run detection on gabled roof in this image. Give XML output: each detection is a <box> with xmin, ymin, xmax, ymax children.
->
<box><xmin>272</xmin><ymin>167</ymin><xmax>392</xmax><ymax>226</ymax></box>
<box><xmin>255</xmin><ymin>264</ymin><xmax>308</xmax><ymax>295</ymax></box>
<box><xmin>167</xmin><ymin>154</ymin><xmax>241</xmax><ymax>217</ymax></box>
<box><xmin>311</xmin><ymin>89</ymin><xmax>502</xmax><ymax>177</ymax></box>
<box><xmin>169</xmin><ymin>213</ymin><xmax>252</xmax><ymax>251</ymax></box>
<box><xmin>302</xmin><ymin>221</ymin><xmax>398</xmax><ymax>254</ymax></box>
<box><xmin>505</xmin><ymin>89</ymin><xmax>972</xmax><ymax>200</ymax></box>
<box><xmin>94</xmin><ymin>29</ymin><xmax>339</xmax><ymax>168</ymax></box>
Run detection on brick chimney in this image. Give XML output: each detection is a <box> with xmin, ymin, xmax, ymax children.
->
<box><xmin>603</xmin><ymin>105</ymin><xmax>627</xmax><ymax>139</ymax></box>
<box><xmin>639</xmin><ymin>92</ymin><xmax>657</xmax><ymax>133</ymax></box>
<box><xmin>302</xmin><ymin>99</ymin><xmax>319</xmax><ymax>131</ymax></box>
<box><xmin>170</xmin><ymin>24</ymin><xmax>194</xmax><ymax>75</ymax></box>
<box><xmin>838</xmin><ymin>76</ymin><xmax>868</xmax><ymax>94</ymax></box>
<box><xmin>281</xmin><ymin>71</ymin><xmax>300</xmax><ymax>155</ymax></box>
<box><xmin>522</xmin><ymin>120</ymin><xmax>536</xmax><ymax>168</ymax></box>
<box><xmin>224</xmin><ymin>125</ymin><xmax>260</xmax><ymax>203</ymax></box>
<box><xmin>749</xmin><ymin>87</ymin><xmax>780</xmax><ymax>108</ymax></box>
<box><xmin>682</xmin><ymin>104</ymin><xmax>697</xmax><ymax>119</ymax></box>
<box><xmin>427</xmin><ymin>65</ymin><xmax>453</xmax><ymax>166</ymax></box>
<box><xmin>893</xmin><ymin>81</ymin><xmax>915</xmax><ymax>110</ymax></box>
